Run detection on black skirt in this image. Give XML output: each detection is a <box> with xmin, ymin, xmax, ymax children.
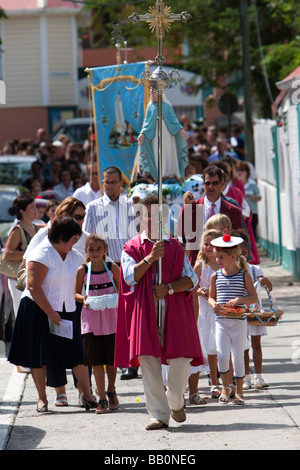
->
<box><xmin>8</xmin><ymin>297</ymin><xmax>84</xmax><ymax>369</ymax></box>
<box><xmin>83</xmin><ymin>333</ymin><xmax>116</xmax><ymax>366</ymax></box>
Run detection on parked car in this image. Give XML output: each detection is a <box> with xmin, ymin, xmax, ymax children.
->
<box><xmin>0</xmin><ymin>155</ymin><xmax>38</xmax><ymax>186</ymax></box>
<box><xmin>51</xmin><ymin>117</ymin><xmax>93</xmax><ymax>144</ymax></box>
<box><xmin>0</xmin><ymin>185</ymin><xmax>29</xmax><ymax>243</ymax></box>
<box><xmin>0</xmin><ymin>273</ymin><xmax>14</xmax><ymax>342</ymax></box>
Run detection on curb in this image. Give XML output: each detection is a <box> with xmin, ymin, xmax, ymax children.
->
<box><xmin>0</xmin><ymin>366</ymin><xmax>28</xmax><ymax>450</ymax></box>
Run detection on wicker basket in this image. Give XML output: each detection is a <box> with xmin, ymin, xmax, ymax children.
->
<box><xmin>215</xmin><ymin>305</ymin><xmax>246</xmax><ymax>319</ymax></box>
<box><xmin>246</xmin><ymin>281</ymin><xmax>284</xmax><ymax>326</ymax></box>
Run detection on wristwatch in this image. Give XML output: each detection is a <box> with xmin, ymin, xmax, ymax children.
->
<box><xmin>168</xmin><ymin>283</ymin><xmax>174</xmax><ymax>295</ymax></box>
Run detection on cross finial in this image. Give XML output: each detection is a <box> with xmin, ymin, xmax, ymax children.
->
<box><xmin>129</xmin><ymin>0</ymin><xmax>191</xmax><ymax>66</ymax></box>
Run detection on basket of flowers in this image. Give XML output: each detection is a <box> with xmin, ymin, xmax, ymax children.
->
<box><xmin>215</xmin><ymin>304</ymin><xmax>246</xmax><ymax>319</ymax></box>
<box><xmin>246</xmin><ymin>281</ymin><xmax>284</xmax><ymax>326</ymax></box>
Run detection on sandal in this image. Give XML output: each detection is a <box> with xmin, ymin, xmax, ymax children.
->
<box><xmin>37</xmin><ymin>399</ymin><xmax>48</xmax><ymax>413</ymax></box>
<box><xmin>232</xmin><ymin>394</ymin><xmax>244</xmax><ymax>405</ymax></box>
<box><xmin>96</xmin><ymin>398</ymin><xmax>108</xmax><ymax>414</ymax></box>
<box><xmin>219</xmin><ymin>387</ymin><xmax>231</xmax><ymax>404</ymax></box>
<box><xmin>189</xmin><ymin>392</ymin><xmax>207</xmax><ymax>405</ymax></box>
<box><xmin>230</xmin><ymin>384</ymin><xmax>236</xmax><ymax>399</ymax></box>
<box><xmin>80</xmin><ymin>393</ymin><xmax>98</xmax><ymax>411</ymax></box>
<box><xmin>210</xmin><ymin>386</ymin><xmax>221</xmax><ymax>399</ymax></box>
<box><xmin>55</xmin><ymin>393</ymin><xmax>68</xmax><ymax>407</ymax></box>
<box><xmin>107</xmin><ymin>390</ymin><xmax>120</xmax><ymax>410</ymax></box>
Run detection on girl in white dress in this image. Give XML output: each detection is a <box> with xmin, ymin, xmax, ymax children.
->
<box><xmin>193</xmin><ymin>229</ymin><xmax>222</xmax><ymax>399</ymax></box>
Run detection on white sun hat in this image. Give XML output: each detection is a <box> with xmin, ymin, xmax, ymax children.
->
<box><xmin>210</xmin><ymin>234</ymin><xmax>243</xmax><ymax>249</ymax></box>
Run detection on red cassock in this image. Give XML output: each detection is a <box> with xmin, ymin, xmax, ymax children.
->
<box><xmin>115</xmin><ymin>235</ymin><xmax>204</xmax><ymax>369</ymax></box>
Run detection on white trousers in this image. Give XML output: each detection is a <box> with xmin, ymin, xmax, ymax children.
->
<box><xmin>215</xmin><ymin>318</ymin><xmax>247</xmax><ymax>379</ymax></box>
<box><xmin>138</xmin><ymin>355</ymin><xmax>191</xmax><ymax>425</ymax></box>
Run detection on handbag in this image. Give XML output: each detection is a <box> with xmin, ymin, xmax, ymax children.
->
<box><xmin>0</xmin><ymin>225</ymin><xmax>27</xmax><ymax>279</ymax></box>
<box><xmin>15</xmin><ymin>263</ymin><xmax>27</xmax><ymax>291</ymax></box>
<box><xmin>85</xmin><ymin>260</ymin><xmax>119</xmax><ymax>310</ymax></box>
<box><xmin>16</xmin><ymin>223</ymin><xmax>48</xmax><ymax>291</ymax></box>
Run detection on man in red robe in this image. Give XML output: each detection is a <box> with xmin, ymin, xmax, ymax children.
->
<box><xmin>115</xmin><ymin>195</ymin><xmax>203</xmax><ymax>430</ymax></box>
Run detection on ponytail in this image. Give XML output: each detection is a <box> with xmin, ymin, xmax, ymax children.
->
<box><xmin>238</xmin><ymin>254</ymin><xmax>249</xmax><ymax>272</ymax></box>
<box><xmin>214</xmin><ymin>246</ymin><xmax>249</xmax><ymax>272</ymax></box>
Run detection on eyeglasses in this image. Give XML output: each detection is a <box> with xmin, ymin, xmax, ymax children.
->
<box><xmin>88</xmin><ymin>172</ymin><xmax>98</xmax><ymax>176</ymax></box>
<box><xmin>73</xmin><ymin>214</ymin><xmax>85</xmax><ymax>221</ymax></box>
<box><xmin>102</xmin><ymin>180</ymin><xmax>121</xmax><ymax>185</ymax></box>
<box><xmin>203</xmin><ymin>181</ymin><xmax>221</xmax><ymax>187</ymax></box>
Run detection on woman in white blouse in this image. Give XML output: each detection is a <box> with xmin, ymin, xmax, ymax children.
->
<box><xmin>25</xmin><ymin>197</ymin><xmax>88</xmax><ymax>259</ymax></box>
<box><xmin>8</xmin><ymin>216</ymin><xmax>97</xmax><ymax>413</ymax></box>
<box><xmin>23</xmin><ymin>197</ymin><xmax>90</xmax><ymax>407</ymax></box>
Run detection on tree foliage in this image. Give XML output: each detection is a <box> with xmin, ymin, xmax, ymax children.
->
<box><xmin>83</xmin><ymin>0</ymin><xmax>300</xmax><ymax>117</ymax></box>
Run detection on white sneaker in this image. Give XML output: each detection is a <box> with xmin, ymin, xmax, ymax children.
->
<box><xmin>254</xmin><ymin>377</ymin><xmax>269</xmax><ymax>389</ymax></box>
<box><xmin>243</xmin><ymin>378</ymin><xmax>252</xmax><ymax>390</ymax></box>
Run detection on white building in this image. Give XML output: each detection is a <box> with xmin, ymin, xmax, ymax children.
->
<box><xmin>0</xmin><ymin>0</ymin><xmax>90</xmax><ymax>145</ymax></box>
<box><xmin>254</xmin><ymin>66</ymin><xmax>300</xmax><ymax>278</ymax></box>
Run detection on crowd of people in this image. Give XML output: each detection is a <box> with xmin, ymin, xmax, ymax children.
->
<box><xmin>1</xmin><ymin>116</ymin><xmax>267</xmax><ymax>431</ymax></box>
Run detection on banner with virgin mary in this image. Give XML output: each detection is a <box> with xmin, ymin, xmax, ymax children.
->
<box><xmin>90</xmin><ymin>62</ymin><xmax>149</xmax><ymax>185</ymax></box>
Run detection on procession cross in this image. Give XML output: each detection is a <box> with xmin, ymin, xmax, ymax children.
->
<box><xmin>129</xmin><ymin>1</ymin><xmax>191</xmax><ymax>336</ymax></box>
<box><xmin>129</xmin><ymin>0</ymin><xmax>191</xmax><ymax>67</ymax></box>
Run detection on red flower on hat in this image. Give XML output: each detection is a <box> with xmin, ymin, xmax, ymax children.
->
<box><xmin>223</xmin><ymin>234</ymin><xmax>231</xmax><ymax>242</ymax></box>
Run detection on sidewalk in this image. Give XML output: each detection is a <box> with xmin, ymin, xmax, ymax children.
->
<box><xmin>0</xmin><ymin>249</ymin><xmax>299</xmax><ymax>451</ymax></box>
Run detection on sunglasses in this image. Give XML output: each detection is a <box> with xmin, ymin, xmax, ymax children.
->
<box><xmin>73</xmin><ymin>214</ymin><xmax>85</xmax><ymax>221</ymax></box>
<box><xmin>203</xmin><ymin>181</ymin><xmax>221</xmax><ymax>187</ymax></box>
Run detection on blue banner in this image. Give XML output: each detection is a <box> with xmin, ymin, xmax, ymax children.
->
<box><xmin>90</xmin><ymin>62</ymin><xmax>147</xmax><ymax>185</ymax></box>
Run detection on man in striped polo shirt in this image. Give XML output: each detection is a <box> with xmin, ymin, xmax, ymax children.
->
<box><xmin>83</xmin><ymin>165</ymin><xmax>136</xmax><ymax>265</ymax></box>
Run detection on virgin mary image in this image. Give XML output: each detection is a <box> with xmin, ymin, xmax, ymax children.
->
<box><xmin>137</xmin><ymin>89</ymin><xmax>189</xmax><ymax>182</ymax></box>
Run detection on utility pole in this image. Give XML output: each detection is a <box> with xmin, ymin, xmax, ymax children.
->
<box><xmin>240</xmin><ymin>0</ymin><xmax>254</xmax><ymax>164</ymax></box>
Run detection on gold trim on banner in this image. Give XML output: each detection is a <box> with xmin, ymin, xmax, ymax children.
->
<box><xmin>88</xmin><ymin>68</ymin><xmax>102</xmax><ymax>194</ymax></box>
<box><xmin>130</xmin><ymin>62</ymin><xmax>151</xmax><ymax>183</ymax></box>
<box><xmin>92</xmin><ymin>75</ymin><xmax>141</xmax><ymax>92</ymax></box>
<box><xmin>87</xmin><ymin>62</ymin><xmax>149</xmax><ymax>188</ymax></box>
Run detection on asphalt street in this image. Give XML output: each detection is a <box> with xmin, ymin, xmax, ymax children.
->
<box><xmin>0</xmin><ymin>249</ymin><xmax>299</xmax><ymax>452</ymax></box>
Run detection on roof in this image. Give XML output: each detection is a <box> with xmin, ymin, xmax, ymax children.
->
<box><xmin>0</xmin><ymin>0</ymin><xmax>80</xmax><ymax>11</ymax></box>
<box><xmin>275</xmin><ymin>66</ymin><xmax>300</xmax><ymax>90</ymax></box>
<box><xmin>272</xmin><ymin>65</ymin><xmax>300</xmax><ymax>116</ymax></box>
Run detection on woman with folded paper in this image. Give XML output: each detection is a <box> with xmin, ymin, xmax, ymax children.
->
<box><xmin>8</xmin><ymin>216</ymin><xmax>97</xmax><ymax>413</ymax></box>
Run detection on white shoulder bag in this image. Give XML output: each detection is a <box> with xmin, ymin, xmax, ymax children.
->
<box><xmin>85</xmin><ymin>261</ymin><xmax>119</xmax><ymax>311</ymax></box>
